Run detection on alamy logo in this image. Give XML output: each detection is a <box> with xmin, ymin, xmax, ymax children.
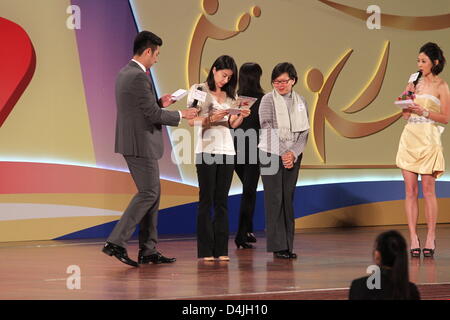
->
<box><xmin>66</xmin><ymin>5</ymin><xmax>81</xmax><ymax>30</ymax></box>
<box><xmin>367</xmin><ymin>5</ymin><xmax>381</xmax><ymax>29</ymax></box>
<box><xmin>366</xmin><ymin>265</ymin><xmax>381</xmax><ymax>290</ymax></box>
<box><xmin>66</xmin><ymin>265</ymin><xmax>81</xmax><ymax>290</ymax></box>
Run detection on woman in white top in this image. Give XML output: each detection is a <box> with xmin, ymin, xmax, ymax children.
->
<box><xmin>187</xmin><ymin>55</ymin><xmax>250</xmax><ymax>261</ymax></box>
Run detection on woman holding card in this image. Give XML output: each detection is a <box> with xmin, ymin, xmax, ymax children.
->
<box><xmin>396</xmin><ymin>42</ymin><xmax>449</xmax><ymax>258</ymax></box>
<box><xmin>233</xmin><ymin>63</ymin><xmax>265</xmax><ymax>249</ymax></box>
<box><xmin>187</xmin><ymin>55</ymin><xmax>250</xmax><ymax>261</ymax></box>
<box><xmin>258</xmin><ymin>62</ymin><xmax>309</xmax><ymax>259</ymax></box>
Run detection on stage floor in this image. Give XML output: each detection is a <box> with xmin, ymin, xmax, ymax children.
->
<box><xmin>1</xmin><ymin>224</ymin><xmax>449</xmax><ymax>300</ymax></box>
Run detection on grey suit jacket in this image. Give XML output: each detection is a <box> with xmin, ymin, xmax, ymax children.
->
<box><xmin>114</xmin><ymin>61</ymin><xmax>180</xmax><ymax>159</ymax></box>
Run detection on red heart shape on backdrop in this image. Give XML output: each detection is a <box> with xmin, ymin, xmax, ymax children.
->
<box><xmin>0</xmin><ymin>17</ymin><xmax>36</xmax><ymax>128</ymax></box>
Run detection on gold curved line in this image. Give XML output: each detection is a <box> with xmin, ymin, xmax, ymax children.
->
<box><xmin>187</xmin><ymin>15</ymin><xmax>241</xmax><ymax>86</ymax></box>
<box><xmin>342</xmin><ymin>41</ymin><xmax>389</xmax><ymax>114</ymax></box>
<box><xmin>326</xmin><ymin>106</ymin><xmax>402</xmax><ymax>138</ymax></box>
<box><xmin>318</xmin><ymin>0</ymin><xmax>450</xmax><ymax>30</ymax></box>
<box><xmin>312</xmin><ymin>50</ymin><xmax>353</xmax><ymax>162</ymax></box>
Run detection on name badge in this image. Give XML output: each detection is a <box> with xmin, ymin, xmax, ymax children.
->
<box><xmin>297</xmin><ymin>103</ymin><xmax>305</xmax><ymax>112</ymax></box>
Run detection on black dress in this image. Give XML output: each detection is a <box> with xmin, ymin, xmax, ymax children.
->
<box><xmin>233</xmin><ymin>92</ymin><xmax>264</xmax><ymax>244</ymax></box>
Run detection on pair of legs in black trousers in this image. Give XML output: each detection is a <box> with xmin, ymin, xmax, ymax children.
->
<box><xmin>234</xmin><ymin>163</ymin><xmax>260</xmax><ymax>245</ymax></box>
<box><xmin>195</xmin><ymin>153</ymin><xmax>234</xmax><ymax>258</ymax></box>
<box><xmin>260</xmin><ymin>152</ymin><xmax>302</xmax><ymax>254</ymax></box>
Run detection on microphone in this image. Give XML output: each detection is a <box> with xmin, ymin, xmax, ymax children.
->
<box><xmin>190</xmin><ymin>86</ymin><xmax>203</xmax><ymax>108</ymax></box>
<box><xmin>408</xmin><ymin>70</ymin><xmax>422</xmax><ymax>95</ymax></box>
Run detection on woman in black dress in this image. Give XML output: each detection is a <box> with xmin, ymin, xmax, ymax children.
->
<box><xmin>234</xmin><ymin>63</ymin><xmax>265</xmax><ymax>249</ymax></box>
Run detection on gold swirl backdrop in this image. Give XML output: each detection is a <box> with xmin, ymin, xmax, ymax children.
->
<box><xmin>133</xmin><ymin>0</ymin><xmax>450</xmax><ymax>186</ymax></box>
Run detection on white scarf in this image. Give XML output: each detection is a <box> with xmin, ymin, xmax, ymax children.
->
<box><xmin>272</xmin><ymin>89</ymin><xmax>310</xmax><ymax>142</ymax></box>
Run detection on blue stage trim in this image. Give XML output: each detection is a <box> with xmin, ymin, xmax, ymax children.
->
<box><xmin>55</xmin><ymin>180</ymin><xmax>450</xmax><ymax>239</ymax></box>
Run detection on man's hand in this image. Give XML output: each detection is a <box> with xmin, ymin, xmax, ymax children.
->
<box><xmin>159</xmin><ymin>94</ymin><xmax>175</xmax><ymax>108</ymax></box>
<box><xmin>181</xmin><ymin>108</ymin><xmax>199</xmax><ymax>120</ymax></box>
<box><xmin>281</xmin><ymin>151</ymin><xmax>295</xmax><ymax>169</ymax></box>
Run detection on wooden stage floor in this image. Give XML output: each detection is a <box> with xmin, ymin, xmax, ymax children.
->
<box><xmin>1</xmin><ymin>224</ymin><xmax>449</xmax><ymax>300</ymax></box>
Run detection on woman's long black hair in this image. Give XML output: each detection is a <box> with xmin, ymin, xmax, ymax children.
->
<box><xmin>237</xmin><ymin>62</ymin><xmax>264</xmax><ymax>97</ymax></box>
<box><xmin>206</xmin><ymin>55</ymin><xmax>238</xmax><ymax>99</ymax></box>
<box><xmin>375</xmin><ymin>230</ymin><xmax>410</xmax><ymax>299</ymax></box>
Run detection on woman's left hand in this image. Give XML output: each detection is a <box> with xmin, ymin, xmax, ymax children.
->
<box><xmin>282</xmin><ymin>151</ymin><xmax>295</xmax><ymax>169</ymax></box>
<box><xmin>409</xmin><ymin>103</ymin><xmax>426</xmax><ymax>116</ymax></box>
<box><xmin>239</xmin><ymin>108</ymin><xmax>251</xmax><ymax>118</ymax></box>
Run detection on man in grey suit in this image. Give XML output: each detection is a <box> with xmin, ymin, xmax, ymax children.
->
<box><xmin>102</xmin><ymin>31</ymin><xmax>198</xmax><ymax>267</ymax></box>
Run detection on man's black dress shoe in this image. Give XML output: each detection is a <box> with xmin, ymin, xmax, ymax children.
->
<box><xmin>138</xmin><ymin>251</ymin><xmax>176</xmax><ymax>264</ymax></box>
<box><xmin>288</xmin><ymin>252</ymin><xmax>298</xmax><ymax>259</ymax></box>
<box><xmin>273</xmin><ymin>250</ymin><xmax>291</xmax><ymax>259</ymax></box>
<box><xmin>246</xmin><ymin>232</ymin><xmax>257</xmax><ymax>243</ymax></box>
<box><xmin>102</xmin><ymin>242</ymin><xmax>139</xmax><ymax>267</ymax></box>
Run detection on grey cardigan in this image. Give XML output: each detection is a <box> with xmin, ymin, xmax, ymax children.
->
<box><xmin>258</xmin><ymin>91</ymin><xmax>309</xmax><ymax>160</ymax></box>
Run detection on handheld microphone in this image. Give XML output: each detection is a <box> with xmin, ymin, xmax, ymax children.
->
<box><xmin>408</xmin><ymin>70</ymin><xmax>422</xmax><ymax>95</ymax></box>
<box><xmin>190</xmin><ymin>86</ymin><xmax>203</xmax><ymax>108</ymax></box>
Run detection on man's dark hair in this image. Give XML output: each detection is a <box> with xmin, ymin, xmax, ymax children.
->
<box><xmin>420</xmin><ymin>42</ymin><xmax>446</xmax><ymax>75</ymax></box>
<box><xmin>133</xmin><ymin>31</ymin><xmax>162</xmax><ymax>56</ymax></box>
<box><xmin>271</xmin><ymin>62</ymin><xmax>298</xmax><ymax>86</ymax></box>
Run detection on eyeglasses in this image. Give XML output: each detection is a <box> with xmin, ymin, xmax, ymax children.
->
<box><xmin>272</xmin><ymin>79</ymin><xmax>291</xmax><ymax>85</ymax></box>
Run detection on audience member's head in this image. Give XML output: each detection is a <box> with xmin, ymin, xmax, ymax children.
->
<box><xmin>374</xmin><ymin>230</ymin><xmax>411</xmax><ymax>299</ymax></box>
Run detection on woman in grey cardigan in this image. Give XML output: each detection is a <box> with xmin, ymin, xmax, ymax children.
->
<box><xmin>258</xmin><ymin>62</ymin><xmax>309</xmax><ymax>259</ymax></box>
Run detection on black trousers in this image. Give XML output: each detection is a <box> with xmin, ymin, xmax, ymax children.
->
<box><xmin>234</xmin><ymin>163</ymin><xmax>260</xmax><ymax>243</ymax></box>
<box><xmin>195</xmin><ymin>153</ymin><xmax>235</xmax><ymax>258</ymax></box>
<box><xmin>260</xmin><ymin>152</ymin><xmax>302</xmax><ymax>253</ymax></box>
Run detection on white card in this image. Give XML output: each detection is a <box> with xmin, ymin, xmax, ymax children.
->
<box><xmin>394</xmin><ymin>99</ymin><xmax>414</xmax><ymax>108</ymax></box>
<box><xmin>171</xmin><ymin>89</ymin><xmax>187</xmax><ymax>101</ymax></box>
<box><xmin>408</xmin><ymin>72</ymin><xmax>420</xmax><ymax>83</ymax></box>
<box><xmin>227</xmin><ymin>108</ymin><xmax>242</xmax><ymax>115</ymax></box>
<box><xmin>192</xmin><ymin>89</ymin><xmax>207</xmax><ymax>103</ymax></box>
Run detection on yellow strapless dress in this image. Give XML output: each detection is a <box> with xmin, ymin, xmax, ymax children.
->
<box><xmin>396</xmin><ymin>94</ymin><xmax>445</xmax><ymax>178</ymax></box>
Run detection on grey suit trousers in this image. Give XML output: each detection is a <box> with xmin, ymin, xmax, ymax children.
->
<box><xmin>107</xmin><ymin>155</ymin><xmax>160</xmax><ymax>255</ymax></box>
<box><xmin>260</xmin><ymin>152</ymin><xmax>302</xmax><ymax>253</ymax></box>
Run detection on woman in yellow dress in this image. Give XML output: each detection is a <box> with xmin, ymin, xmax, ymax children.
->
<box><xmin>396</xmin><ymin>42</ymin><xmax>449</xmax><ymax>258</ymax></box>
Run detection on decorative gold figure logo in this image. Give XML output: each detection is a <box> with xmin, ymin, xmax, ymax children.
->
<box><xmin>306</xmin><ymin>41</ymin><xmax>402</xmax><ymax>163</ymax></box>
<box><xmin>187</xmin><ymin>0</ymin><xmax>261</xmax><ymax>87</ymax></box>
<box><xmin>318</xmin><ymin>0</ymin><xmax>450</xmax><ymax>31</ymax></box>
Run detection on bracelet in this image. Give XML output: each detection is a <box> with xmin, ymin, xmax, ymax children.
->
<box><xmin>423</xmin><ymin>110</ymin><xmax>430</xmax><ymax>118</ymax></box>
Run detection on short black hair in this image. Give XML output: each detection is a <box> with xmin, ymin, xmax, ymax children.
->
<box><xmin>419</xmin><ymin>42</ymin><xmax>446</xmax><ymax>75</ymax></box>
<box><xmin>206</xmin><ymin>55</ymin><xmax>238</xmax><ymax>99</ymax></box>
<box><xmin>271</xmin><ymin>62</ymin><xmax>298</xmax><ymax>85</ymax></box>
<box><xmin>133</xmin><ymin>31</ymin><xmax>162</xmax><ymax>56</ymax></box>
<box><xmin>238</xmin><ymin>62</ymin><xmax>264</xmax><ymax>97</ymax></box>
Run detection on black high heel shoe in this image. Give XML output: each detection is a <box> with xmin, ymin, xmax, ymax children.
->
<box><xmin>246</xmin><ymin>233</ymin><xmax>257</xmax><ymax>243</ymax></box>
<box><xmin>410</xmin><ymin>247</ymin><xmax>421</xmax><ymax>258</ymax></box>
<box><xmin>410</xmin><ymin>239</ymin><xmax>421</xmax><ymax>258</ymax></box>
<box><xmin>235</xmin><ymin>240</ymin><xmax>254</xmax><ymax>249</ymax></box>
<box><xmin>423</xmin><ymin>241</ymin><xmax>436</xmax><ymax>258</ymax></box>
